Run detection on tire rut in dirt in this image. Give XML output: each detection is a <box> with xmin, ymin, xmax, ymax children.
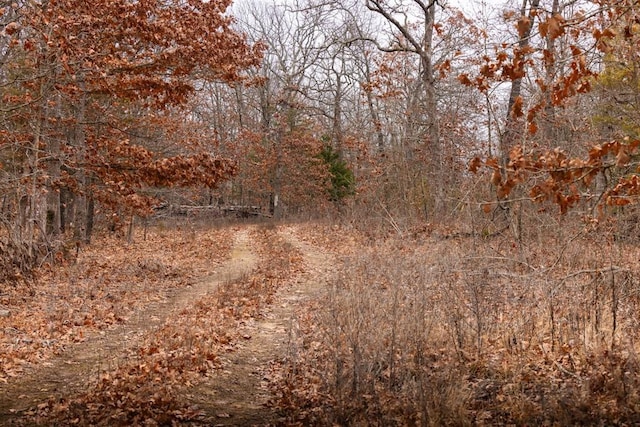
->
<box><xmin>0</xmin><ymin>229</ymin><xmax>256</xmax><ymax>424</ymax></box>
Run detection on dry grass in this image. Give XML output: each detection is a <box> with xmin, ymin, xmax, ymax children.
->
<box><xmin>269</xmin><ymin>222</ymin><xmax>640</xmax><ymax>425</ymax></box>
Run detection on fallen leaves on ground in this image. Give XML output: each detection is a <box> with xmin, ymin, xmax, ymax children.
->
<box><xmin>266</xmin><ymin>223</ymin><xmax>640</xmax><ymax>426</ymax></box>
<box><xmin>0</xmin><ymin>225</ymin><xmax>234</xmax><ymax>386</ymax></box>
<box><xmin>16</xmin><ymin>224</ymin><xmax>305</xmax><ymax>426</ymax></box>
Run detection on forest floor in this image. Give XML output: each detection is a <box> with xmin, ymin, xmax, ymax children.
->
<box><xmin>0</xmin><ymin>222</ymin><xmax>338</xmax><ymax>426</ymax></box>
<box><xmin>2</xmin><ymin>219</ymin><xmax>640</xmax><ymax>426</ymax></box>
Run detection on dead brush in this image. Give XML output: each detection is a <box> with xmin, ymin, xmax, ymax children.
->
<box><xmin>269</xmin><ymin>226</ymin><xmax>640</xmax><ymax>425</ymax></box>
<box><xmin>272</xmin><ymin>243</ymin><xmax>473</xmax><ymax>425</ymax></box>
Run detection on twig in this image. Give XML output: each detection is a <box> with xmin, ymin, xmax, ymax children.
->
<box><xmin>465</xmin><ymin>255</ymin><xmax>537</xmax><ymax>271</ymax></box>
<box><xmin>545</xmin><ymin>229</ymin><xmax>585</xmax><ymax>272</ymax></box>
<box><xmin>553</xmin><ymin>360</ymin><xmax>582</xmax><ymax>380</ymax></box>
<box><xmin>559</xmin><ymin>266</ymin><xmax>628</xmax><ymax>282</ymax></box>
<box><xmin>377</xmin><ymin>199</ymin><xmax>403</xmax><ymax>236</ymax></box>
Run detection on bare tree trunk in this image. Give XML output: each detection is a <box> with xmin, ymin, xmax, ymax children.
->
<box><xmin>421</xmin><ymin>3</ymin><xmax>441</xmax><ymax>213</ymax></box>
<box><xmin>502</xmin><ymin>0</ymin><xmax>540</xmax><ymax>161</ymax></box>
<box><xmin>365</xmin><ymin>0</ymin><xmax>442</xmax><ymax>214</ymax></box>
<box><xmin>46</xmin><ymin>107</ymin><xmax>62</xmax><ymax>237</ymax></box>
<box><xmin>26</xmin><ymin>115</ymin><xmax>42</xmax><ymax>258</ymax></box>
<box><xmin>60</xmin><ymin>187</ymin><xmax>71</xmax><ymax>234</ymax></box>
<box><xmin>500</xmin><ymin>0</ymin><xmax>540</xmax><ymax>245</ymax></box>
<box><xmin>73</xmin><ymin>80</ymin><xmax>88</xmax><ymax>244</ymax></box>
<box><xmin>362</xmin><ymin>54</ymin><xmax>385</xmax><ymax>152</ymax></box>
<box><xmin>333</xmin><ymin>66</ymin><xmax>344</xmax><ymax>148</ymax></box>
<box><xmin>272</xmin><ymin>124</ymin><xmax>284</xmax><ymax>219</ymax></box>
<box><xmin>542</xmin><ymin>0</ymin><xmax>560</xmax><ymax>143</ymax></box>
<box><xmin>21</xmin><ymin>73</ymin><xmax>51</xmax><ymax>258</ymax></box>
<box><xmin>259</xmin><ymin>77</ymin><xmax>272</xmax><ymax>131</ymax></box>
<box><xmin>86</xmin><ymin>190</ymin><xmax>95</xmax><ymax>243</ymax></box>
<box><xmin>422</xmin><ymin>2</ymin><xmax>440</xmax><ymax>163</ymax></box>
<box><xmin>235</xmin><ymin>84</ymin><xmax>246</xmax><ymax>129</ymax></box>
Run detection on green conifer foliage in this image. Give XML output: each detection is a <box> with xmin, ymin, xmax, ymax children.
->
<box><xmin>319</xmin><ymin>145</ymin><xmax>355</xmax><ymax>202</ymax></box>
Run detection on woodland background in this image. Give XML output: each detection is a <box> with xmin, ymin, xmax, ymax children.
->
<box><xmin>2</xmin><ymin>0</ymin><xmax>640</xmax><ymax>259</ymax></box>
<box><xmin>2</xmin><ymin>0</ymin><xmax>640</xmax><ymax>425</ymax></box>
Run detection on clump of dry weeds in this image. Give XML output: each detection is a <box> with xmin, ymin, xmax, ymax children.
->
<box><xmin>269</xmin><ymin>224</ymin><xmax>640</xmax><ymax>425</ymax></box>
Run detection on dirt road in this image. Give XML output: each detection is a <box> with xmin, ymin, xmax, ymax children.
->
<box><xmin>0</xmin><ymin>224</ymin><xmax>333</xmax><ymax>426</ymax></box>
<box><xmin>186</xmin><ymin>226</ymin><xmax>335</xmax><ymax>425</ymax></box>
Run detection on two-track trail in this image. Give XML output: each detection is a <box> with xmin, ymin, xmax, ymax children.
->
<box><xmin>0</xmin><ymin>228</ymin><xmax>256</xmax><ymax>424</ymax></box>
<box><xmin>0</xmin><ymin>224</ymin><xmax>335</xmax><ymax>426</ymax></box>
<box><xmin>186</xmin><ymin>225</ymin><xmax>336</xmax><ymax>425</ymax></box>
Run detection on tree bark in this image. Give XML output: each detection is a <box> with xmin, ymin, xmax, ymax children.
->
<box><xmin>542</xmin><ymin>0</ymin><xmax>560</xmax><ymax>143</ymax></box>
<box><xmin>501</xmin><ymin>0</ymin><xmax>540</xmax><ymax>162</ymax></box>
<box><xmin>73</xmin><ymin>79</ymin><xmax>89</xmax><ymax>244</ymax></box>
<box><xmin>500</xmin><ymin>0</ymin><xmax>540</xmax><ymax>244</ymax></box>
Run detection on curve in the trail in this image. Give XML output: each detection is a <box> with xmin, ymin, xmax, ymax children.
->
<box><xmin>0</xmin><ymin>229</ymin><xmax>257</xmax><ymax>424</ymax></box>
<box><xmin>185</xmin><ymin>225</ymin><xmax>336</xmax><ymax>426</ymax></box>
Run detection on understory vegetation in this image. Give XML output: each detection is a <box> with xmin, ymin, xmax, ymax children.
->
<box><xmin>268</xmin><ymin>220</ymin><xmax>640</xmax><ymax>425</ymax></box>
<box><xmin>3</xmin><ymin>213</ymin><xmax>640</xmax><ymax>425</ymax></box>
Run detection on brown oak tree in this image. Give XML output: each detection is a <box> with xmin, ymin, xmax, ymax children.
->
<box><xmin>0</xmin><ymin>0</ymin><xmax>261</xmax><ymax>275</ymax></box>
